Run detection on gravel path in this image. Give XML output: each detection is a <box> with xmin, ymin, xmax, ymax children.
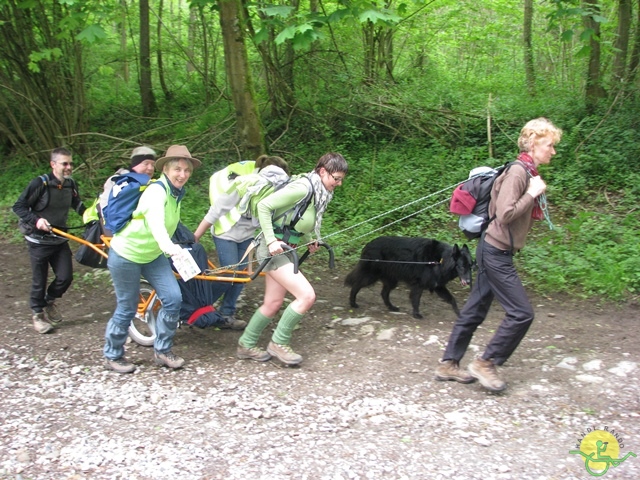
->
<box><xmin>1</xmin><ymin>242</ymin><xmax>639</xmax><ymax>479</ymax></box>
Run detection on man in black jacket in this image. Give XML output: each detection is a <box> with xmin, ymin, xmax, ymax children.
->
<box><xmin>12</xmin><ymin>147</ymin><xmax>86</xmax><ymax>333</ymax></box>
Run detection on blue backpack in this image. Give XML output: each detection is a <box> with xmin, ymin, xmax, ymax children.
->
<box><xmin>102</xmin><ymin>172</ymin><xmax>155</xmax><ymax>234</ymax></box>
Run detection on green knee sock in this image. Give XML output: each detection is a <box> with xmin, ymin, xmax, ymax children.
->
<box><xmin>271</xmin><ymin>305</ymin><xmax>304</xmax><ymax>345</ymax></box>
<box><xmin>239</xmin><ymin>310</ymin><xmax>273</xmax><ymax>348</ymax></box>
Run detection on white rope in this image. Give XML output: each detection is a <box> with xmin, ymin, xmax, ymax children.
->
<box><xmin>316</xmin><ymin>181</ymin><xmax>464</xmax><ymax>253</ymax></box>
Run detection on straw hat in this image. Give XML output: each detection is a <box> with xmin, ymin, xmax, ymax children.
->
<box><xmin>156</xmin><ymin>145</ymin><xmax>202</xmax><ymax>171</ymax></box>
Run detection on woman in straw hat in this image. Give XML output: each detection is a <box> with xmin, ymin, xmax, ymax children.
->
<box><xmin>103</xmin><ymin>145</ymin><xmax>201</xmax><ymax>373</ymax></box>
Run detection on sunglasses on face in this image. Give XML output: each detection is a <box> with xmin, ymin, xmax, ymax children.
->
<box><xmin>58</xmin><ymin>162</ymin><xmax>74</xmax><ymax>167</ymax></box>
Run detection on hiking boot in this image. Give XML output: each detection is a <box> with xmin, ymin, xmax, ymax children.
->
<box><xmin>44</xmin><ymin>301</ymin><xmax>63</xmax><ymax>324</ymax></box>
<box><xmin>154</xmin><ymin>350</ymin><xmax>185</xmax><ymax>369</ymax></box>
<box><xmin>435</xmin><ymin>360</ymin><xmax>475</xmax><ymax>384</ymax></box>
<box><xmin>236</xmin><ymin>344</ymin><xmax>271</xmax><ymax>362</ymax></box>
<box><xmin>104</xmin><ymin>357</ymin><xmax>136</xmax><ymax>374</ymax></box>
<box><xmin>218</xmin><ymin>316</ymin><xmax>247</xmax><ymax>330</ymax></box>
<box><xmin>32</xmin><ymin>312</ymin><xmax>54</xmax><ymax>334</ymax></box>
<box><xmin>267</xmin><ymin>341</ymin><xmax>303</xmax><ymax>365</ymax></box>
<box><xmin>468</xmin><ymin>358</ymin><xmax>507</xmax><ymax>392</ymax></box>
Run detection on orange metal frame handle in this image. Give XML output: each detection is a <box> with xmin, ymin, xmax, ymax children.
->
<box><xmin>52</xmin><ymin>227</ymin><xmax>108</xmax><ymax>259</ymax></box>
<box><xmin>52</xmin><ymin>227</ymin><xmax>262</xmax><ymax>282</ymax></box>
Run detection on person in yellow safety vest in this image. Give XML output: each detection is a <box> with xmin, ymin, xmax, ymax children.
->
<box><xmin>193</xmin><ymin>155</ymin><xmax>290</xmax><ymax>328</ymax></box>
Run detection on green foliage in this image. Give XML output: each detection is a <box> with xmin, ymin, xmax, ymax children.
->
<box><xmin>521</xmin><ymin>211</ymin><xmax>640</xmax><ymax>300</ymax></box>
<box><xmin>2</xmin><ymin>0</ymin><xmax>639</xmax><ymax>305</ymax></box>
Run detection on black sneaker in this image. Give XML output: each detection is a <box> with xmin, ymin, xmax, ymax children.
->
<box><xmin>105</xmin><ymin>357</ymin><xmax>136</xmax><ymax>374</ymax></box>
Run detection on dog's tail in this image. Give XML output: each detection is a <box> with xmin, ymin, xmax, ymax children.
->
<box><xmin>344</xmin><ymin>263</ymin><xmax>362</xmax><ymax>286</ymax></box>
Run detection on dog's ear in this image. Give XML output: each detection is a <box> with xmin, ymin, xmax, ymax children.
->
<box><xmin>452</xmin><ymin>244</ymin><xmax>460</xmax><ymax>256</ymax></box>
<box><xmin>462</xmin><ymin>244</ymin><xmax>470</xmax><ymax>253</ymax></box>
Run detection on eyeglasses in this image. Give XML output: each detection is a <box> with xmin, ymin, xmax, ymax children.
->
<box><xmin>58</xmin><ymin>162</ymin><xmax>74</xmax><ymax>167</ymax></box>
<box><xmin>328</xmin><ymin>173</ymin><xmax>344</xmax><ymax>183</ymax></box>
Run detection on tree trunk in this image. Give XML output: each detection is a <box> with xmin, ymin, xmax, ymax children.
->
<box><xmin>139</xmin><ymin>0</ymin><xmax>157</xmax><ymax>115</ymax></box>
<box><xmin>120</xmin><ymin>0</ymin><xmax>129</xmax><ymax>82</ymax></box>
<box><xmin>198</xmin><ymin>5</ymin><xmax>211</xmax><ymax>106</ymax></box>
<box><xmin>363</xmin><ymin>21</ymin><xmax>375</xmax><ymax>84</ymax></box>
<box><xmin>250</xmin><ymin>2</ymin><xmax>296</xmax><ymax>118</ymax></box>
<box><xmin>378</xmin><ymin>27</ymin><xmax>395</xmax><ymax>82</ymax></box>
<box><xmin>612</xmin><ymin>0</ymin><xmax>631</xmax><ymax>87</ymax></box>
<box><xmin>282</xmin><ymin>0</ymin><xmax>298</xmax><ymax>92</ymax></box>
<box><xmin>583</xmin><ymin>0</ymin><xmax>606</xmax><ymax>112</ymax></box>
<box><xmin>187</xmin><ymin>6</ymin><xmax>197</xmax><ymax>74</ymax></box>
<box><xmin>627</xmin><ymin>0</ymin><xmax>640</xmax><ymax>84</ymax></box>
<box><xmin>218</xmin><ymin>0</ymin><xmax>265</xmax><ymax>159</ymax></box>
<box><xmin>157</xmin><ymin>0</ymin><xmax>173</xmax><ymax>100</ymax></box>
<box><xmin>523</xmin><ymin>0</ymin><xmax>536</xmax><ymax>96</ymax></box>
<box><xmin>362</xmin><ymin>18</ymin><xmax>395</xmax><ymax>85</ymax></box>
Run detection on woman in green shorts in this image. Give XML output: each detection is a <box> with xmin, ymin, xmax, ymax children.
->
<box><xmin>237</xmin><ymin>152</ymin><xmax>348</xmax><ymax>365</ymax></box>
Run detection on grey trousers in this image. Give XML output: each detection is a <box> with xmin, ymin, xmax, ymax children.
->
<box><xmin>442</xmin><ymin>238</ymin><xmax>534</xmax><ymax>366</ymax></box>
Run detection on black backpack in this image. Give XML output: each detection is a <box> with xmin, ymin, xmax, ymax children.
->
<box><xmin>450</xmin><ymin>162</ymin><xmax>526</xmax><ymax>240</ymax></box>
<box><xmin>17</xmin><ymin>174</ymin><xmax>79</xmax><ymax>236</ymax></box>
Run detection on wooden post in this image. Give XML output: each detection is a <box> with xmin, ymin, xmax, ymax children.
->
<box><xmin>487</xmin><ymin>94</ymin><xmax>493</xmax><ymax>159</ymax></box>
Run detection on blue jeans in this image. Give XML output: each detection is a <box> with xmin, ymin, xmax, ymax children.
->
<box><xmin>211</xmin><ymin>236</ymin><xmax>253</xmax><ymax>317</ymax></box>
<box><xmin>104</xmin><ymin>249</ymin><xmax>182</xmax><ymax>360</ymax></box>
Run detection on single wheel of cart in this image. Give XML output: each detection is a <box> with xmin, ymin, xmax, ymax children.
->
<box><xmin>128</xmin><ymin>281</ymin><xmax>159</xmax><ymax>346</ymax></box>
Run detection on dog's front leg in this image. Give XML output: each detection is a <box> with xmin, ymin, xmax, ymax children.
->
<box><xmin>380</xmin><ymin>280</ymin><xmax>400</xmax><ymax>313</ymax></box>
<box><xmin>409</xmin><ymin>285</ymin><xmax>424</xmax><ymax>319</ymax></box>
<box><xmin>434</xmin><ymin>286</ymin><xmax>459</xmax><ymax>315</ymax></box>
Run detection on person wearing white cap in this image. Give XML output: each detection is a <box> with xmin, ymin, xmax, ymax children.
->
<box><xmin>98</xmin><ymin>146</ymin><xmax>157</xmax><ymax>213</ymax></box>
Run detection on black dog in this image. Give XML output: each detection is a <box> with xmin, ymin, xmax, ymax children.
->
<box><xmin>344</xmin><ymin>236</ymin><xmax>473</xmax><ymax>319</ymax></box>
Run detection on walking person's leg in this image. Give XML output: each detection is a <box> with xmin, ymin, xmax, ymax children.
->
<box><xmin>45</xmin><ymin>242</ymin><xmax>73</xmax><ymax>300</ymax></box>
<box><xmin>27</xmin><ymin>243</ymin><xmax>50</xmax><ymax>313</ymax></box>
<box><xmin>27</xmin><ymin>243</ymin><xmax>54</xmax><ymax>333</ymax></box>
<box><xmin>466</xmin><ymin>243</ymin><xmax>533</xmax><ymax>391</ymax></box>
<box><xmin>436</xmin><ymin>239</ymin><xmax>494</xmax><ymax>384</ymax></box>
<box><xmin>213</xmin><ymin>237</ymin><xmax>252</xmax><ymax>317</ymax></box>
<box><xmin>441</xmin><ymin>240</ymin><xmax>495</xmax><ymax>363</ymax></box>
<box><xmin>267</xmin><ymin>265</ymin><xmax>315</xmax><ymax>365</ymax></box>
<box><xmin>104</xmin><ymin>250</ymin><xmax>142</xmax><ymax>372</ymax></box>
<box><xmin>237</xmin><ymin>272</ymin><xmax>287</xmax><ymax>362</ymax></box>
<box><xmin>481</xmin><ymin>256</ymin><xmax>534</xmax><ymax>366</ymax></box>
<box><xmin>44</xmin><ymin>243</ymin><xmax>73</xmax><ymax>323</ymax></box>
<box><xmin>211</xmin><ymin>236</ymin><xmax>250</xmax><ymax>329</ymax></box>
<box><xmin>142</xmin><ymin>255</ymin><xmax>184</xmax><ymax>369</ymax></box>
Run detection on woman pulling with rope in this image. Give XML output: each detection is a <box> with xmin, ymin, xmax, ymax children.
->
<box><xmin>237</xmin><ymin>152</ymin><xmax>348</xmax><ymax>365</ymax></box>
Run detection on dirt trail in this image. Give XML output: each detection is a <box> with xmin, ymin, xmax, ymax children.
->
<box><xmin>1</xmin><ymin>241</ymin><xmax>638</xmax><ymax>479</ymax></box>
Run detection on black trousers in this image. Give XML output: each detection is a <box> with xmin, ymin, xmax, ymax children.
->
<box><xmin>442</xmin><ymin>238</ymin><xmax>534</xmax><ymax>366</ymax></box>
<box><xmin>27</xmin><ymin>241</ymin><xmax>73</xmax><ymax>312</ymax></box>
